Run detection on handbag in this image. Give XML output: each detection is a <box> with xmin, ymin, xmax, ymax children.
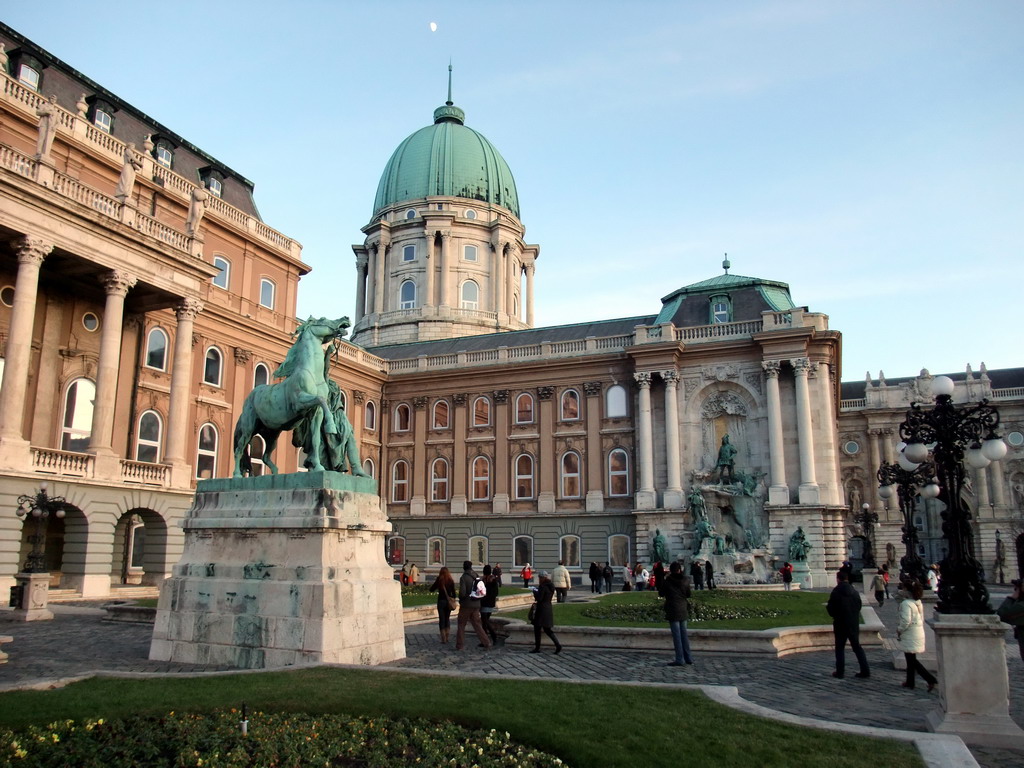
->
<box><xmin>527</xmin><ymin>604</ymin><xmax>537</xmax><ymax>622</ymax></box>
<box><xmin>447</xmin><ymin>590</ymin><xmax>457</xmax><ymax>611</ymax></box>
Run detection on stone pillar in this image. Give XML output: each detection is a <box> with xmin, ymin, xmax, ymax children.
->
<box><xmin>423</xmin><ymin>237</ymin><xmax>435</xmax><ymax>309</ymax></box>
<box><xmin>816</xmin><ymin>362</ymin><xmax>841</xmax><ymax>505</ymax></box>
<box><xmin>525</xmin><ymin>263</ymin><xmax>535</xmax><ymax>326</ymax></box>
<box><xmin>450</xmin><ymin>393</ymin><xmax>468</xmax><ymax>515</ymax></box>
<box><xmin>537</xmin><ymin>386</ymin><xmax>556</xmax><ymax>513</ymax></box>
<box><xmin>491</xmin><ymin>243</ymin><xmax>504</xmax><ymax>315</ymax></box>
<box><xmin>882</xmin><ymin>428</ymin><xmax>896</xmax><ymax>465</ymax></box>
<box><xmin>991</xmin><ymin>459</ymin><xmax>1006</xmax><ymax>506</ymax></box>
<box><xmin>661</xmin><ymin>370</ymin><xmax>683</xmax><ymax>508</ymax></box>
<box><xmin>584</xmin><ymin>381</ymin><xmax>604</xmax><ymax>512</ymax></box>
<box><xmin>354</xmin><ymin>254</ymin><xmax>368</xmax><ymax>323</ymax></box>
<box><xmin>791</xmin><ymin>357</ymin><xmax>819</xmax><ymax>504</ymax></box>
<box><xmin>867</xmin><ymin>428</ymin><xmax>883</xmax><ymax>512</ymax></box>
<box><xmin>763</xmin><ymin>360</ymin><xmax>789</xmax><ymax>505</ymax></box>
<box><xmin>493</xmin><ymin>390</ymin><xmax>510</xmax><ymax>514</ymax></box>
<box><xmin>410</xmin><ymin>398</ymin><xmax>427</xmax><ymax>516</ymax></box>
<box><xmin>634</xmin><ymin>371</ymin><xmax>656</xmax><ymax>510</ymax></box>
<box><xmin>89</xmin><ymin>271</ymin><xmax>137</xmax><ymax>471</ymax></box>
<box><xmin>975</xmin><ymin>466</ymin><xmax>990</xmax><ymax>508</ymax></box>
<box><xmin>506</xmin><ymin>251</ymin><xmax>516</xmax><ymax>319</ymax></box>
<box><xmin>439</xmin><ymin>231</ymin><xmax>451</xmax><ymax>307</ymax></box>
<box><xmin>0</xmin><ymin>237</ymin><xmax>52</xmax><ymax>468</ymax></box>
<box><xmin>373</xmin><ymin>240</ymin><xmax>387</xmax><ymax>315</ymax></box>
<box><xmin>165</xmin><ymin>298</ymin><xmax>203</xmax><ymax>487</ymax></box>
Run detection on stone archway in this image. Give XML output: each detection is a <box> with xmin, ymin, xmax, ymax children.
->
<box><xmin>17</xmin><ymin>512</ymin><xmax>68</xmax><ymax>587</ymax></box>
<box><xmin>111</xmin><ymin>507</ymin><xmax>170</xmax><ymax>586</ymax></box>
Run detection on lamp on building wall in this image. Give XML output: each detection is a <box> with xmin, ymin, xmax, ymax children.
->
<box><xmin>877</xmin><ymin>459</ymin><xmax>936</xmax><ymax>586</ymax></box>
<box><xmin>14</xmin><ymin>482</ymin><xmax>66</xmax><ymax>573</ymax></box>
<box><xmin>897</xmin><ymin>375</ymin><xmax>1006</xmax><ymax>614</ymax></box>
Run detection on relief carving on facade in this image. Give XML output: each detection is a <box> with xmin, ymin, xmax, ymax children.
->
<box><xmin>583</xmin><ymin>381</ymin><xmax>602</xmax><ymax>397</ymax></box>
<box><xmin>536</xmin><ymin>386</ymin><xmax>555</xmax><ymax>400</ymax></box>
<box><xmin>701</xmin><ymin>364</ymin><xmax>739</xmax><ymax>382</ymax></box>
<box><xmin>743</xmin><ymin>370</ymin><xmax>763</xmax><ymax>396</ymax></box>
<box><xmin>453</xmin><ymin>393</ymin><xmax>468</xmax><ymax>406</ymax></box>
<box><xmin>684</xmin><ymin>378</ymin><xmax>700</xmax><ymax>397</ymax></box>
<box><xmin>353</xmin><ymin>390</ymin><xmax>366</xmax><ymax>404</ymax></box>
<box><xmin>493</xmin><ymin>390</ymin><xmax>509</xmax><ymax>404</ymax></box>
<box><xmin>412</xmin><ymin>397</ymin><xmax>428</xmax><ymax>410</ymax></box>
<box><xmin>233</xmin><ymin>347</ymin><xmax>252</xmax><ymax>365</ymax></box>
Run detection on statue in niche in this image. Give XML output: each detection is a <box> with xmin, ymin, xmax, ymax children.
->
<box><xmin>652</xmin><ymin>529</ymin><xmax>670</xmax><ymax>564</ymax></box>
<box><xmin>886</xmin><ymin>542</ymin><xmax>897</xmax><ymax>568</ymax></box>
<box><xmin>715</xmin><ymin>434</ymin><xmax>737</xmax><ymax>484</ymax></box>
<box><xmin>788</xmin><ymin>527</ymin><xmax>812</xmax><ymax>562</ymax></box>
<box><xmin>35</xmin><ymin>94</ymin><xmax>59</xmax><ymax>159</ymax></box>
<box><xmin>114</xmin><ymin>143</ymin><xmax>143</xmax><ymax>203</ymax></box>
<box><xmin>847</xmin><ymin>484</ymin><xmax>863</xmax><ymax>513</ymax></box>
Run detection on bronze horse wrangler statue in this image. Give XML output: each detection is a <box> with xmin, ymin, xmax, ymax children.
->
<box><xmin>232</xmin><ymin>316</ymin><xmax>354</xmax><ymax>477</ymax></box>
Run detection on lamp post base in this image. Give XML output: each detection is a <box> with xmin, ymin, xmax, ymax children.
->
<box><xmin>6</xmin><ymin>572</ymin><xmax>54</xmax><ymax>622</ymax></box>
<box><xmin>926</xmin><ymin>613</ymin><xmax>1024</xmax><ymax>748</ymax></box>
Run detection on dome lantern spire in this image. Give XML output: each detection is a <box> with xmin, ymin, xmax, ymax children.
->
<box><xmin>434</xmin><ymin>62</ymin><xmax>465</xmax><ymax>125</ymax></box>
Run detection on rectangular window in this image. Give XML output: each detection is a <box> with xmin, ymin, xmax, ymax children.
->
<box><xmin>208</xmin><ymin>177</ymin><xmax>223</xmax><ymax>198</ymax></box>
<box><xmin>19</xmin><ymin>65</ymin><xmax>41</xmax><ymax>90</ymax></box>
<box><xmin>156</xmin><ymin>145</ymin><xmax>173</xmax><ymax>168</ymax></box>
<box><xmin>403</xmin><ymin>244</ymin><xmax>416</xmax><ymax>262</ymax></box>
<box><xmin>260</xmin><ymin>279</ymin><xmax>275</xmax><ymax>309</ymax></box>
<box><xmin>464</xmin><ymin>244</ymin><xmax>478</xmax><ymax>261</ymax></box>
<box><xmin>94</xmin><ymin>109</ymin><xmax>113</xmax><ymax>134</ymax></box>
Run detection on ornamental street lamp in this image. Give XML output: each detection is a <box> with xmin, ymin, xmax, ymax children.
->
<box><xmin>855</xmin><ymin>502</ymin><xmax>879</xmax><ymax>568</ymax></box>
<box><xmin>877</xmin><ymin>459</ymin><xmax>937</xmax><ymax>587</ymax></box>
<box><xmin>14</xmin><ymin>482</ymin><xmax>66</xmax><ymax>573</ymax></box>
<box><xmin>897</xmin><ymin>375</ymin><xmax>1007</xmax><ymax>614</ymax></box>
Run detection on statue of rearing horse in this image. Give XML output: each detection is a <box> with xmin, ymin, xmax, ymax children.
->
<box><xmin>232</xmin><ymin>316</ymin><xmax>349</xmax><ymax>477</ymax></box>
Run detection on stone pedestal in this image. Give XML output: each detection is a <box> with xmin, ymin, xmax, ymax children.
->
<box><xmin>149</xmin><ymin>472</ymin><xmax>405</xmax><ymax>669</ymax></box>
<box><xmin>925</xmin><ymin>613</ymin><xmax>1024</xmax><ymax>748</ymax></box>
<box><xmin>792</xmin><ymin>560</ymin><xmax>813</xmax><ymax>589</ymax></box>
<box><xmin>8</xmin><ymin>572</ymin><xmax>53</xmax><ymax>621</ymax></box>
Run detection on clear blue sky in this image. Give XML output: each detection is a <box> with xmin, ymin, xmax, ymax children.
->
<box><xmin>6</xmin><ymin>1</ymin><xmax>1022</xmax><ymax>381</ymax></box>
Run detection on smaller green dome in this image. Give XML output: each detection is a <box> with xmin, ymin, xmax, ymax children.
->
<box><xmin>373</xmin><ymin>100</ymin><xmax>520</xmax><ymax>218</ymax></box>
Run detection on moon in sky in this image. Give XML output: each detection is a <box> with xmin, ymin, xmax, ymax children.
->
<box><xmin>430</xmin><ymin>22</ymin><xmax>437</xmax><ymax>32</ymax></box>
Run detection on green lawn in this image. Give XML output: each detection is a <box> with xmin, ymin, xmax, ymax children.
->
<box><xmin>401</xmin><ymin>585</ymin><xmax>532</xmax><ymax>607</ymax></box>
<box><xmin>503</xmin><ymin>589</ymin><xmax>831</xmax><ymax>630</ymax></box>
<box><xmin>0</xmin><ymin>668</ymin><xmax>921</xmax><ymax>768</ymax></box>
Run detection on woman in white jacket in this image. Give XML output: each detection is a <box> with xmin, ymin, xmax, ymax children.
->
<box><xmin>897</xmin><ymin>581</ymin><xmax>938</xmax><ymax>691</ymax></box>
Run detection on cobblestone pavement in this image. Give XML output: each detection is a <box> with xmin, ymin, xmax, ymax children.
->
<box><xmin>0</xmin><ymin>594</ymin><xmax>1022</xmax><ymax>768</ymax></box>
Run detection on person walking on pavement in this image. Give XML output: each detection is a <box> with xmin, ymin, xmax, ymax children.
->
<box><xmin>428</xmin><ymin>566</ymin><xmax>457</xmax><ymax>644</ymax></box>
<box><xmin>455</xmin><ymin>560</ymin><xmax>492</xmax><ymax>651</ymax></box>
<box><xmin>552</xmin><ymin>560</ymin><xmax>572</xmax><ymax>603</ymax></box>
<box><xmin>530</xmin><ymin>571</ymin><xmax>562</xmax><ymax>654</ymax></box>
<box><xmin>589</xmin><ymin>561</ymin><xmax>602</xmax><ymax>593</ymax></box>
<box><xmin>705</xmin><ymin>560</ymin><xmax>716</xmax><ymax>590</ymax></box>
<box><xmin>602</xmin><ymin>562</ymin><xmax>614</xmax><ymax>594</ymax></box>
<box><xmin>408</xmin><ymin>562</ymin><xmax>419</xmax><ymax>585</ymax></box>
<box><xmin>691</xmin><ymin>560</ymin><xmax>705</xmax><ymax>590</ymax></box>
<box><xmin>826</xmin><ymin>569</ymin><xmax>870</xmax><ymax>679</ymax></box>
<box><xmin>870</xmin><ymin>569</ymin><xmax>886</xmax><ymax>608</ymax></box>
<box><xmin>663</xmin><ymin>561</ymin><xmax>694</xmax><ymax>666</ymax></box>
<box><xmin>493</xmin><ymin>563</ymin><xmax>503</xmax><ymax>587</ymax></box>
<box><xmin>897</xmin><ymin>580</ymin><xmax>937</xmax><ymax>691</ymax></box>
<box><xmin>480</xmin><ymin>564</ymin><xmax>500</xmax><ymax>645</ymax></box>
<box><xmin>633</xmin><ymin>563</ymin><xmax>649</xmax><ymax>591</ymax></box>
<box><xmin>996</xmin><ymin>578</ymin><xmax>1024</xmax><ymax>661</ymax></box>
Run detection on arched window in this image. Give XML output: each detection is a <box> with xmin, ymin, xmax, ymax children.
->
<box><xmin>609</xmin><ymin>534</ymin><xmax>630</xmax><ymax>567</ymax></box>
<box><xmin>363</xmin><ymin>458</ymin><xmax>375</xmax><ymax>479</ymax></box>
<box><xmin>135</xmin><ymin>410</ymin><xmax>162</xmax><ymax>463</ymax></box>
<box><xmin>195</xmin><ymin>423</ymin><xmax>218</xmax><ymax>479</ymax></box>
<box><xmin>473</xmin><ymin>396</ymin><xmax>490</xmax><ymax>427</ymax></box>
<box><xmin>606</xmin><ymin>384</ymin><xmax>627</xmax><ymax>418</ymax></box>
<box><xmin>468</xmin><ymin>535</ymin><xmax>488</xmax><ymax>567</ymax></box>
<box><xmin>212</xmin><ymin>255</ymin><xmax>230</xmax><ymax>290</ymax></box>
<box><xmin>431</xmin><ymin>458</ymin><xmax>450</xmax><ymax>502</ymax></box>
<box><xmin>391</xmin><ymin>460</ymin><xmax>410</xmax><ymax>502</ymax></box>
<box><xmin>365</xmin><ymin>401</ymin><xmax>377</xmax><ymax>431</ymax></box>
<box><xmin>427</xmin><ymin>536</ymin><xmax>445</xmax><ymax>566</ymax></box>
<box><xmin>248</xmin><ymin>435</ymin><xmax>266</xmax><ymax>476</ymax></box>
<box><xmin>561</xmin><ymin>451</ymin><xmax>581</xmax><ymax>498</ymax></box>
<box><xmin>432</xmin><ymin>400</ymin><xmax>450</xmax><ymax>429</ymax></box>
<box><xmin>144</xmin><ymin>328</ymin><xmax>167</xmax><ymax>370</ymax></box>
<box><xmin>394</xmin><ymin>403</ymin><xmax>411</xmax><ymax>432</ymax></box>
<box><xmin>386</xmin><ymin>535</ymin><xmax>405</xmax><ymax>565</ymax></box>
<box><xmin>514</xmin><ymin>454</ymin><xmax>534</xmax><ymax>499</ymax></box>
<box><xmin>515</xmin><ymin>393</ymin><xmax>534</xmax><ymax>424</ymax></box>
<box><xmin>471</xmin><ymin>456</ymin><xmax>491</xmax><ymax>501</ymax></box>
<box><xmin>203</xmin><ymin>347</ymin><xmax>223</xmax><ymax>386</ymax></box>
<box><xmin>560</xmin><ymin>535</ymin><xmax>581</xmax><ymax>568</ymax></box>
<box><xmin>61</xmin><ymin>378</ymin><xmax>96</xmax><ymax>451</ymax></box>
<box><xmin>399</xmin><ymin>280</ymin><xmax>416</xmax><ymax>309</ymax></box>
<box><xmin>710</xmin><ymin>295</ymin><xmax>732</xmax><ymax>324</ymax></box>
<box><xmin>254</xmin><ymin>363</ymin><xmax>270</xmax><ymax>388</ymax></box>
<box><xmin>337</xmin><ymin>389</ymin><xmax>347</xmax><ymax>410</ymax></box>
<box><xmin>460</xmin><ymin>280</ymin><xmax>479</xmax><ymax>310</ymax></box>
<box><xmin>259</xmin><ymin>278</ymin><xmax>276</xmax><ymax>310</ymax></box>
<box><xmin>513</xmin><ymin>535</ymin><xmax>533</xmax><ymax>568</ymax></box>
<box><xmin>463</xmin><ymin>244</ymin><xmax>478</xmax><ymax>261</ymax></box>
<box><xmin>561</xmin><ymin>389</ymin><xmax>580</xmax><ymax>421</ymax></box>
<box><xmin>608</xmin><ymin>448</ymin><xmax>630</xmax><ymax>496</ymax></box>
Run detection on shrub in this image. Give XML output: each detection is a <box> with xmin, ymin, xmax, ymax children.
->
<box><xmin>0</xmin><ymin>710</ymin><xmax>566</xmax><ymax>768</ymax></box>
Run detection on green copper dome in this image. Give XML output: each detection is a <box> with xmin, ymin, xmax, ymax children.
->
<box><xmin>373</xmin><ymin>101</ymin><xmax>520</xmax><ymax>218</ymax></box>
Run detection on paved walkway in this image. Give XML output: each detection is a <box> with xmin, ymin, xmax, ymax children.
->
<box><xmin>0</xmin><ymin>593</ymin><xmax>1022</xmax><ymax>768</ymax></box>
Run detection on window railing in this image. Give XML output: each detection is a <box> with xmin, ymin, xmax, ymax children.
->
<box><xmin>839</xmin><ymin>399</ymin><xmax>867</xmax><ymax>410</ymax></box>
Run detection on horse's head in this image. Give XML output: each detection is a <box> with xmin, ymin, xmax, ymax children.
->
<box><xmin>296</xmin><ymin>316</ymin><xmax>351</xmax><ymax>342</ymax></box>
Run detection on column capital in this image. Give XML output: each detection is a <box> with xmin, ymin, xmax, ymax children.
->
<box><xmin>175</xmin><ymin>297</ymin><xmax>204</xmax><ymax>321</ymax></box>
<box><xmin>536</xmin><ymin>386</ymin><xmax>555</xmax><ymax>400</ymax></box>
<box><xmin>790</xmin><ymin>357</ymin><xmax>811</xmax><ymax>375</ymax></box>
<box><xmin>355</xmin><ymin>253</ymin><xmax>369</xmax><ymax>270</ymax></box>
<box><xmin>374</xmin><ymin>239</ymin><xmax>389</xmax><ymax>254</ymax></box>
<box><xmin>353</xmin><ymin>389</ymin><xmax>366</xmax><ymax>404</ymax></box>
<box><xmin>440</xmin><ymin>230</ymin><xmax>452</xmax><ymax>242</ymax></box>
<box><xmin>867</xmin><ymin>427</ymin><xmax>883</xmax><ymax>437</ymax></box>
<box><xmin>12</xmin><ymin>236</ymin><xmax>53</xmax><ymax>266</ymax></box>
<box><xmin>762</xmin><ymin>359</ymin><xmax>782</xmax><ymax>377</ymax></box>
<box><xmin>634</xmin><ymin>371</ymin><xmax>653</xmax><ymax>388</ymax></box>
<box><xmin>583</xmin><ymin>381</ymin><xmax>603</xmax><ymax>397</ymax></box>
<box><xmin>661</xmin><ymin>369</ymin><xmax>679</xmax><ymax>385</ymax></box>
<box><xmin>412</xmin><ymin>396</ymin><xmax>428</xmax><ymax>410</ymax></box>
<box><xmin>101</xmin><ymin>270</ymin><xmax>137</xmax><ymax>296</ymax></box>
<box><xmin>233</xmin><ymin>347</ymin><xmax>252</xmax><ymax>365</ymax></box>
<box><xmin>452</xmin><ymin>392</ymin><xmax>468</xmax><ymax>406</ymax></box>
<box><xmin>493</xmin><ymin>389</ymin><xmax>509</xmax><ymax>404</ymax></box>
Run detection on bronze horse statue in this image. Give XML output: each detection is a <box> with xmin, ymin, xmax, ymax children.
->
<box><xmin>232</xmin><ymin>316</ymin><xmax>350</xmax><ymax>477</ymax></box>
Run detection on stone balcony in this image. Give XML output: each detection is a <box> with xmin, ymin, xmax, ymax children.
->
<box><xmin>30</xmin><ymin>446</ymin><xmax>171</xmax><ymax>488</ymax></box>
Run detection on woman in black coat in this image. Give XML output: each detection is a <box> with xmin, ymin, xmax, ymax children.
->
<box><xmin>530</xmin><ymin>571</ymin><xmax>562</xmax><ymax>654</ymax></box>
<box><xmin>480</xmin><ymin>564</ymin><xmax>499</xmax><ymax>644</ymax></box>
<box><xmin>663</xmin><ymin>561</ymin><xmax>694</xmax><ymax>665</ymax></box>
<box><xmin>588</xmin><ymin>561</ymin><xmax>601</xmax><ymax>593</ymax></box>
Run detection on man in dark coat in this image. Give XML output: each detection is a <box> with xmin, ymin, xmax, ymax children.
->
<box><xmin>530</xmin><ymin>571</ymin><xmax>562</xmax><ymax>653</ymax></box>
<box><xmin>826</xmin><ymin>569</ymin><xmax>869</xmax><ymax>679</ymax></box>
<box><xmin>455</xmin><ymin>560</ymin><xmax>492</xmax><ymax>651</ymax></box>
<box><xmin>690</xmin><ymin>560</ymin><xmax>705</xmax><ymax>590</ymax></box>
<box><xmin>663</xmin><ymin>561</ymin><xmax>694</xmax><ymax>665</ymax></box>
<box><xmin>602</xmin><ymin>562</ymin><xmax>614</xmax><ymax>594</ymax></box>
<box><xmin>588</xmin><ymin>561</ymin><xmax>602</xmax><ymax>593</ymax></box>
<box><xmin>704</xmin><ymin>560</ymin><xmax>716</xmax><ymax>590</ymax></box>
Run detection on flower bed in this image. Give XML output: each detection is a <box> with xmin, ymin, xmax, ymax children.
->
<box><xmin>580</xmin><ymin>590</ymin><xmax>789</xmax><ymax>623</ymax></box>
<box><xmin>0</xmin><ymin>710</ymin><xmax>566</xmax><ymax>767</ymax></box>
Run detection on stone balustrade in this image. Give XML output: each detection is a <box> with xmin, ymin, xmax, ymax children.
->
<box><xmin>840</xmin><ymin>398</ymin><xmax>867</xmax><ymax>410</ymax></box>
<box><xmin>0</xmin><ymin>144</ymin><xmax>35</xmax><ymax>178</ymax></box>
<box><xmin>30</xmin><ymin>447</ymin><xmax>94</xmax><ymax>477</ymax></box>
<box><xmin>120</xmin><ymin>459</ymin><xmax>169</xmax><ymax>485</ymax></box>
<box><xmin>675</xmin><ymin>319</ymin><xmax>764</xmax><ymax>341</ymax></box>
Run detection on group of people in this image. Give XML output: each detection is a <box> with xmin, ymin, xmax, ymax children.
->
<box><xmin>587</xmin><ymin>561</ymin><xmax>615</xmax><ymax>594</ymax></box>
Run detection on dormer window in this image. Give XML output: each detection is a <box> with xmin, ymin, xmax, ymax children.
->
<box><xmin>199</xmin><ymin>167</ymin><xmax>225</xmax><ymax>198</ymax></box>
<box><xmin>710</xmin><ymin>295</ymin><xmax>732</xmax><ymax>324</ymax></box>
<box><xmin>9</xmin><ymin>51</ymin><xmax>44</xmax><ymax>91</ymax></box>
<box><xmin>18</xmin><ymin>63</ymin><xmax>40</xmax><ymax>90</ymax></box>
<box><xmin>86</xmin><ymin>96</ymin><xmax>117</xmax><ymax>134</ymax></box>
<box><xmin>152</xmin><ymin>137</ymin><xmax>175</xmax><ymax>169</ymax></box>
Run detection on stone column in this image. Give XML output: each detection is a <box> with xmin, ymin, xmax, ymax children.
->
<box><xmin>867</xmin><ymin>429</ymin><xmax>883</xmax><ymax>513</ymax></box>
<box><xmin>165</xmin><ymin>298</ymin><xmax>203</xmax><ymax>487</ymax></box>
<box><xmin>89</xmin><ymin>271</ymin><xmax>137</xmax><ymax>469</ymax></box>
<box><xmin>882</xmin><ymin>428</ymin><xmax>896</xmax><ymax>465</ymax></box>
<box><xmin>493</xmin><ymin>390</ymin><xmax>510</xmax><ymax>514</ymax></box>
<box><xmin>976</xmin><ymin>466</ymin><xmax>990</xmax><ymax>508</ymax></box>
<box><xmin>763</xmin><ymin>360</ymin><xmax>790</xmax><ymax>505</ymax></box>
<box><xmin>450</xmin><ymin>393</ymin><xmax>468</xmax><ymax>515</ymax></box>
<box><xmin>634</xmin><ymin>371</ymin><xmax>656</xmax><ymax>510</ymax></box>
<box><xmin>423</xmin><ymin>237</ymin><xmax>435</xmax><ymax>309</ymax></box>
<box><xmin>661</xmin><ymin>370</ymin><xmax>683</xmax><ymax>508</ymax></box>
<box><xmin>991</xmin><ymin>459</ymin><xmax>1006</xmax><ymax>506</ymax></box>
<box><xmin>0</xmin><ymin>237</ymin><xmax>52</xmax><ymax>468</ymax></box>
<box><xmin>525</xmin><ymin>263</ymin><xmax>535</xmax><ymax>326</ymax></box>
<box><xmin>537</xmin><ymin>386</ymin><xmax>556</xmax><ymax>513</ymax></box>
<box><xmin>373</xmin><ymin>240</ymin><xmax>387</xmax><ymax>315</ymax></box>
<box><xmin>506</xmin><ymin>251</ymin><xmax>516</xmax><ymax>319</ymax></box>
<box><xmin>410</xmin><ymin>397</ymin><xmax>427</xmax><ymax>516</ymax></box>
<box><xmin>791</xmin><ymin>357</ymin><xmax>819</xmax><ymax>504</ymax></box>
<box><xmin>584</xmin><ymin>381</ymin><xmax>604</xmax><ymax>512</ymax></box>
<box><xmin>491</xmin><ymin>244</ymin><xmax>504</xmax><ymax>315</ymax></box>
<box><xmin>354</xmin><ymin>254</ymin><xmax>368</xmax><ymax>323</ymax></box>
<box><xmin>816</xmin><ymin>362</ymin><xmax>841</xmax><ymax>506</ymax></box>
<box><xmin>439</xmin><ymin>231</ymin><xmax>451</xmax><ymax>307</ymax></box>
